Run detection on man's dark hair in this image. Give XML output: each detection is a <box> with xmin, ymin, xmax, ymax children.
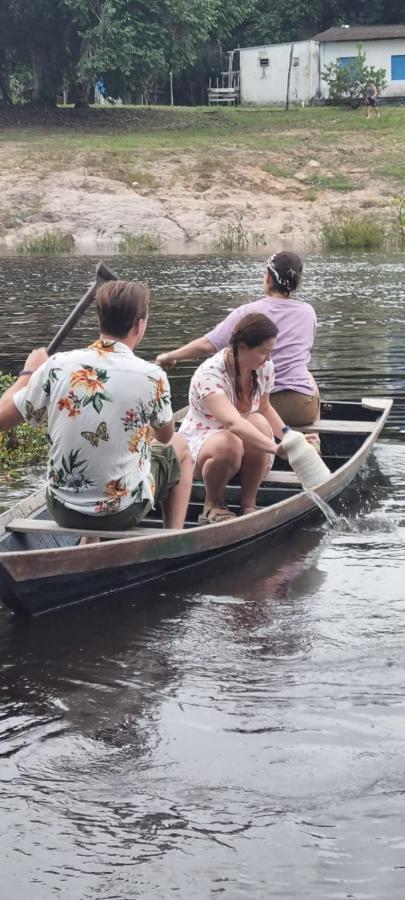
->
<box><xmin>96</xmin><ymin>280</ymin><xmax>149</xmax><ymax>338</ymax></box>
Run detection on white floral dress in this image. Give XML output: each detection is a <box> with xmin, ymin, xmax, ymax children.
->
<box><xmin>179</xmin><ymin>349</ymin><xmax>275</xmax><ymax>464</ymax></box>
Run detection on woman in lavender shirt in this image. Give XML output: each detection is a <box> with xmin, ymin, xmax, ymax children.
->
<box><xmin>156</xmin><ymin>251</ymin><xmax>320</xmax><ymax>427</ymax></box>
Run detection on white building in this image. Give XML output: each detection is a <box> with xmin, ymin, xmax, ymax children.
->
<box><xmin>239</xmin><ymin>39</ymin><xmax>319</xmax><ymax>106</ymax></box>
<box><xmin>317</xmin><ymin>24</ymin><xmax>405</xmax><ymax>98</ymax></box>
<box><xmin>238</xmin><ymin>24</ymin><xmax>405</xmax><ymax>105</ymax></box>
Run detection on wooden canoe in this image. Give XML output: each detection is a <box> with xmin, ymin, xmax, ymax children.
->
<box><xmin>0</xmin><ymin>397</ymin><xmax>392</xmax><ymax>616</ymax></box>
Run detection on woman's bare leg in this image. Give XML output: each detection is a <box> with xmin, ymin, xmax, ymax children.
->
<box><xmin>239</xmin><ymin>413</ymin><xmax>274</xmax><ymax>512</ymax></box>
<box><xmin>195</xmin><ymin>432</ymin><xmax>243</xmax><ymax>513</ymax></box>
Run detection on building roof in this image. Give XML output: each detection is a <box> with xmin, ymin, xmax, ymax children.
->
<box><xmin>314</xmin><ymin>24</ymin><xmax>405</xmax><ymax>42</ymax></box>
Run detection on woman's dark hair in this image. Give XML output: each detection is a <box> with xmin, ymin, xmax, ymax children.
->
<box><xmin>96</xmin><ymin>280</ymin><xmax>149</xmax><ymax>338</ymax></box>
<box><xmin>229</xmin><ymin>313</ymin><xmax>278</xmax><ymax>400</ymax></box>
<box><xmin>266</xmin><ymin>251</ymin><xmax>303</xmax><ymax>296</ymax></box>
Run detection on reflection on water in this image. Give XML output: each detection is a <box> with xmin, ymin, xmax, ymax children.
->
<box><xmin>0</xmin><ymin>257</ymin><xmax>405</xmax><ymax>898</ymax></box>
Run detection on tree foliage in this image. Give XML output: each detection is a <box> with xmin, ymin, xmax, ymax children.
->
<box><xmin>0</xmin><ymin>0</ymin><xmax>400</xmax><ymax>107</ymax></box>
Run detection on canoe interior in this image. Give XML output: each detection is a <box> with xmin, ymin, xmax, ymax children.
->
<box><xmin>0</xmin><ymin>400</ymin><xmax>382</xmax><ymax>557</ymax></box>
<box><xmin>0</xmin><ymin>399</ymin><xmax>390</xmax><ymax>614</ymax></box>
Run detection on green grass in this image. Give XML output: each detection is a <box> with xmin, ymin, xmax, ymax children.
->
<box><xmin>321</xmin><ymin>213</ymin><xmax>385</xmax><ymax>251</ymax></box>
<box><xmin>378</xmin><ymin>162</ymin><xmax>405</xmax><ymax>182</ymax></box>
<box><xmin>261</xmin><ymin>162</ymin><xmax>297</xmax><ymax>178</ymax></box>
<box><xmin>1</xmin><ymin>107</ymin><xmax>404</xmax><ymax>174</ymax></box>
<box><xmin>117</xmin><ymin>231</ymin><xmax>165</xmax><ymax>253</ymax></box>
<box><xmin>16</xmin><ymin>230</ymin><xmax>75</xmax><ymax>255</ymax></box>
<box><xmin>304</xmin><ymin>173</ymin><xmax>354</xmax><ymax>192</ymax></box>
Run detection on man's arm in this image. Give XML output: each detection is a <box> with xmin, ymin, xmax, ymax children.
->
<box><xmin>0</xmin><ymin>347</ymin><xmax>48</xmax><ymax>431</ymax></box>
<box><xmin>156</xmin><ymin>336</ymin><xmax>215</xmax><ymax>372</ymax></box>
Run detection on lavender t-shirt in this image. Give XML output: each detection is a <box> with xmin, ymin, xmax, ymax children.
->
<box><xmin>205</xmin><ymin>297</ymin><xmax>317</xmax><ymax>395</ymax></box>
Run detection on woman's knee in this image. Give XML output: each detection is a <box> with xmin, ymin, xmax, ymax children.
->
<box><xmin>200</xmin><ymin>432</ymin><xmax>243</xmax><ymax>469</ymax></box>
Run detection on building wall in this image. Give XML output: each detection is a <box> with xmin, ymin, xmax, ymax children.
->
<box><xmin>320</xmin><ymin>39</ymin><xmax>405</xmax><ymax>97</ymax></box>
<box><xmin>240</xmin><ymin>41</ymin><xmax>319</xmax><ymax>105</ymax></box>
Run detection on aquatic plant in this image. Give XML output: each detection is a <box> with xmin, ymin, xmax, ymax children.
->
<box><xmin>16</xmin><ymin>230</ymin><xmax>75</xmax><ymax>256</ymax></box>
<box><xmin>117</xmin><ymin>231</ymin><xmax>165</xmax><ymax>253</ymax></box>
<box><xmin>0</xmin><ymin>375</ymin><xmax>48</xmax><ymax>471</ymax></box>
<box><xmin>320</xmin><ymin>213</ymin><xmax>385</xmax><ymax>251</ymax></box>
<box><xmin>213</xmin><ymin>221</ymin><xmax>250</xmax><ymax>253</ymax></box>
<box><xmin>391</xmin><ymin>194</ymin><xmax>405</xmax><ymax>245</ymax></box>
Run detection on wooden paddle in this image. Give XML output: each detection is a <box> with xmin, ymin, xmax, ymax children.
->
<box><xmin>46</xmin><ymin>261</ymin><xmax>119</xmax><ymax>355</ymax></box>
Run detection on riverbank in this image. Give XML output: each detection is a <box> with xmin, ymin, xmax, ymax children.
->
<box><xmin>0</xmin><ymin>105</ymin><xmax>404</xmax><ymax>254</ymax></box>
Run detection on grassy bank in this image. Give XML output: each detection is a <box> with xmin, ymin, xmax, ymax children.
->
<box><xmin>0</xmin><ymin>105</ymin><xmax>404</xmax><ymax>254</ymax></box>
<box><xmin>1</xmin><ymin>105</ymin><xmax>405</xmax><ymax>174</ymax></box>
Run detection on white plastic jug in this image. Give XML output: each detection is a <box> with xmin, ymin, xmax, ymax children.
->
<box><xmin>280</xmin><ymin>428</ymin><xmax>330</xmax><ymax>490</ymax></box>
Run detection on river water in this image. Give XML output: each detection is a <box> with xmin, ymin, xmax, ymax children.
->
<box><xmin>0</xmin><ymin>255</ymin><xmax>404</xmax><ymax>899</ymax></box>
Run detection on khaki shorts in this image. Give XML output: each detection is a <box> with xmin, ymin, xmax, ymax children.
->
<box><xmin>270</xmin><ymin>389</ymin><xmax>320</xmax><ymax>427</ymax></box>
<box><xmin>47</xmin><ymin>443</ymin><xmax>181</xmax><ymax>531</ymax></box>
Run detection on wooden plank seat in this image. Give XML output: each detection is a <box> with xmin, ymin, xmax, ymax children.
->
<box><xmin>6</xmin><ymin>519</ymin><xmax>177</xmax><ymax>539</ymax></box>
<box><xmin>299</xmin><ymin>420</ymin><xmax>375</xmax><ymax>434</ymax></box>
<box><xmin>173</xmin><ymin>407</ymin><xmax>375</xmax><ymax>434</ymax></box>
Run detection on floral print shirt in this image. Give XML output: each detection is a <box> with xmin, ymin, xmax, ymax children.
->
<box><xmin>179</xmin><ymin>349</ymin><xmax>274</xmax><ymax>463</ymax></box>
<box><xmin>13</xmin><ymin>340</ymin><xmax>173</xmax><ymax>515</ymax></box>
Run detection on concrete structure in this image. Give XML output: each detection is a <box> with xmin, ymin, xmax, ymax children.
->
<box><xmin>238</xmin><ymin>24</ymin><xmax>405</xmax><ymax>105</ymax></box>
<box><xmin>239</xmin><ymin>40</ymin><xmax>319</xmax><ymax>106</ymax></box>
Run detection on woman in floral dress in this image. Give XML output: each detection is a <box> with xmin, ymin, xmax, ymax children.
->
<box><xmin>179</xmin><ymin>314</ymin><xmax>288</xmax><ymax>524</ymax></box>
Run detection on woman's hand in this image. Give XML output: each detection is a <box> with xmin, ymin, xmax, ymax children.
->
<box><xmin>155</xmin><ymin>352</ymin><xmax>177</xmax><ymax>371</ymax></box>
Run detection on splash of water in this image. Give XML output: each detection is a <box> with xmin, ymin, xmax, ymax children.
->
<box><xmin>303</xmin><ymin>488</ymin><xmax>341</xmax><ymax>527</ymax></box>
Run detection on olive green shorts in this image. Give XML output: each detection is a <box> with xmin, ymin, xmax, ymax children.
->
<box><xmin>47</xmin><ymin>443</ymin><xmax>181</xmax><ymax>531</ymax></box>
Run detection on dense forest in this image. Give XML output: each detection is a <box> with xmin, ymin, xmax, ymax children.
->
<box><xmin>0</xmin><ymin>0</ymin><xmax>402</xmax><ymax>107</ymax></box>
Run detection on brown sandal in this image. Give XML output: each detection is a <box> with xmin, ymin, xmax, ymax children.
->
<box><xmin>198</xmin><ymin>506</ymin><xmax>237</xmax><ymax>525</ymax></box>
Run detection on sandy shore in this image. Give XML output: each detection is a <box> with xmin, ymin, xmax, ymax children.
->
<box><xmin>0</xmin><ymin>107</ymin><xmax>397</xmax><ymax>255</ymax></box>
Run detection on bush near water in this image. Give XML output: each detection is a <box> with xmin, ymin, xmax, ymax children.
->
<box><xmin>0</xmin><ymin>375</ymin><xmax>48</xmax><ymax>472</ymax></box>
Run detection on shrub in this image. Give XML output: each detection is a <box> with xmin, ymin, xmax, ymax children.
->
<box><xmin>17</xmin><ymin>230</ymin><xmax>75</xmax><ymax>256</ymax></box>
<box><xmin>0</xmin><ymin>374</ymin><xmax>48</xmax><ymax>470</ymax></box>
<box><xmin>118</xmin><ymin>231</ymin><xmax>165</xmax><ymax>253</ymax></box>
<box><xmin>322</xmin><ymin>43</ymin><xmax>387</xmax><ymax>103</ymax></box>
<box><xmin>321</xmin><ymin>213</ymin><xmax>385</xmax><ymax>251</ymax></box>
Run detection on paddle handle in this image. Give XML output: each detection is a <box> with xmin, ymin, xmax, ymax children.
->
<box><xmin>46</xmin><ymin>261</ymin><xmax>119</xmax><ymax>356</ymax></box>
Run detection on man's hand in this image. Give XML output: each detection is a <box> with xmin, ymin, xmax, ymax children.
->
<box><xmin>155</xmin><ymin>352</ymin><xmax>176</xmax><ymax>372</ymax></box>
<box><xmin>22</xmin><ymin>347</ymin><xmax>48</xmax><ymax>373</ymax></box>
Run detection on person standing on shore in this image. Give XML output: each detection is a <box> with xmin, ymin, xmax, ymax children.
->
<box><xmin>156</xmin><ymin>252</ymin><xmax>320</xmax><ymax>427</ymax></box>
<box><xmin>365</xmin><ymin>81</ymin><xmax>381</xmax><ymax>119</ymax></box>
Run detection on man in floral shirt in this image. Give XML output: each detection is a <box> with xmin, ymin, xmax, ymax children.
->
<box><xmin>0</xmin><ymin>280</ymin><xmax>193</xmax><ymax>532</ymax></box>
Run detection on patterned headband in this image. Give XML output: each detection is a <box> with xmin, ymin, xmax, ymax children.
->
<box><xmin>267</xmin><ymin>255</ymin><xmax>296</xmax><ymax>288</ymax></box>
